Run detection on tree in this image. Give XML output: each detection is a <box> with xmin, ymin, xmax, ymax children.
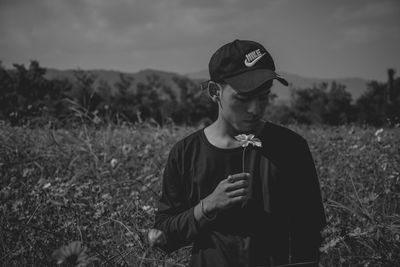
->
<box><xmin>264</xmin><ymin>103</ymin><xmax>295</xmax><ymax>125</ymax></box>
<box><xmin>103</xmin><ymin>73</ymin><xmax>138</xmax><ymax>123</ymax></box>
<box><xmin>66</xmin><ymin>70</ymin><xmax>104</xmax><ymax>124</ymax></box>
<box><xmin>0</xmin><ymin>61</ymin><xmax>16</xmax><ymax>121</ymax></box>
<box><xmin>324</xmin><ymin>82</ymin><xmax>354</xmax><ymax>125</ymax></box>
<box><xmin>290</xmin><ymin>83</ymin><xmax>328</xmax><ymax>124</ymax></box>
<box><xmin>385</xmin><ymin>69</ymin><xmax>400</xmax><ymax>125</ymax></box>
<box><xmin>355</xmin><ymin>81</ymin><xmax>387</xmax><ymax>126</ymax></box>
<box><xmin>289</xmin><ymin>82</ymin><xmax>354</xmax><ymax>125</ymax></box>
<box><xmin>0</xmin><ymin>60</ymin><xmax>60</xmax><ymax>125</ymax></box>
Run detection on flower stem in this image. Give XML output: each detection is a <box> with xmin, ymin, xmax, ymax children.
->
<box><xmin>242</xmin><ymin>146</ymin><xmax>247</xmax><ymax>173</ymax></box>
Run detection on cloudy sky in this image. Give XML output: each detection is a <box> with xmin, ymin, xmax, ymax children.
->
<box><xmin>1</xmin><ymin>0</ymin><xmax>399</xmax><ymax>81</ymax></box>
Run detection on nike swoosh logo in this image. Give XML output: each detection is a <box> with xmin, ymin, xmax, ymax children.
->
<box><xmin>244</xmin><ymin>53</ymin><xmax>265</xmax><ymax>67</ymax></box>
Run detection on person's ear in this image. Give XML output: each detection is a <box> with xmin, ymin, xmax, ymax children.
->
<box><xmin>207</xmin><ymin>82</ymin><xmax>221</xmax><ymax>102</ymax></box>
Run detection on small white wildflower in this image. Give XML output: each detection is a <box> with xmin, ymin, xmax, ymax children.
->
<box><xmin>130</xmin><ymin>190</ymin><xmax>139</xmax><ymax>199</ymax></box>
<box><xmin>235</xmin><ymin>134</ymin><xmax>262</xmax><ymax>173</ymax></box>
<box><xmin>142</xmin><ymin>205</ymin><xmax>154</xmax><ymax>215</ymax></box>
<box><xmin>235</xmin><ymin>134</ymin><xmax>262</xmax><ymax>147</ymax></box>
<box><xmin>122</xmin><ymin>144</ymin><xmax>132</xmax><ymax>156</ymax></box>
<box><xmin>93</xmin><ymin>116</ymin><xmax>101</xmax><ymax>124</ymax></box>
<box><xmin>52</xmin><ymin>241</ymin><xmax>91</xmax><ymax>265</ymax></box>
<box><xmin>110</xmin><ymin>158</ymin><xmax>118</xmax><ymax>168</ymax></box>
<box><xmin>374</xmin><ymin>128</ymin><xmax>383</xmax><ymax>136</ymax></box>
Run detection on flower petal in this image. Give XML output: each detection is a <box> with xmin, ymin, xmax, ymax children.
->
<box><xmin>254</xmin><ymin>141</ymin><xmax>262</xmax><ymax>147</ymax></box>
<box><xmin>235</xmin><ymin>134</ymin><xmax>247</xmax><ymax>141</ymax></box>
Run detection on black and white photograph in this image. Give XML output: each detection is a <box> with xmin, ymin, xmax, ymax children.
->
<box><xmin>1</xmin><ymin>0</ymin><xmax>399</xmax><ymax>266</ymax></box>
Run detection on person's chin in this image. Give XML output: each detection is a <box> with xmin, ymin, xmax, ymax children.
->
<box><xmin>238</xmin><ymin>120</ymin><xmax>259</xmax><ymax>132</ymax></box>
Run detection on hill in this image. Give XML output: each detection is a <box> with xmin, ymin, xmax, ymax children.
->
<box><xmin>186</xmin><ymin>70</ymin><xmax>370</xmax><ymax>103</ymax></box>
<box><xmin>45</xmin><ymin>68</ymin><xmax>198</xmax><ymax>103</ymax></box>
<box><xmin>44</xmin><ymin>68</ymin><xmax>370</xmax><ymax>104</ymax></box>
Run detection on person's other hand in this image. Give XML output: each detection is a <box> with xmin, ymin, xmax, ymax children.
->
<box><xmin>203</xmin><ymin>173</ymin><xmax>250</xmax><ymax>214</ymax></box>
<box><xmin>148</xmin><ymin>228</ymin><xmax>167</xmax><ymax>247</ymax></box>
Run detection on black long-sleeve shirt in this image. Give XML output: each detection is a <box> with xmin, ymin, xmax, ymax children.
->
<box><xmin>154</xmin><ymin>121</ymin><xmax>326</xmax><ymax>267</ymax></box>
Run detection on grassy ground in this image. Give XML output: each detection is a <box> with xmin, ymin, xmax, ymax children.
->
<box><xmin>1</xmin><ymin>122</ymin><xmax>399</xmax><ymax>266</ymax></box>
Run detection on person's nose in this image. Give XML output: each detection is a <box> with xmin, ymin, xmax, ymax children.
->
<box><xmin>247</xmin><ymin>98</ymin><xmax>261</xmax><ymax>116</ymax></box>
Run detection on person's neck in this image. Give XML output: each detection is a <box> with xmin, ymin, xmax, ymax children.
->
<box><xmin>204</xmin><ymin>117</ymin><xmax>264</xmax><ymax>149</ymax></box>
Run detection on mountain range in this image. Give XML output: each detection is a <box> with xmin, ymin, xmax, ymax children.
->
<box><xmin>45</xmin><ymin>68</ymin><xmax>372</xmax><ymax>103</ymax></box>
<box><xmin>187</xmin><ymin>70</ymin><xmax>372</xmax><ymax>103</ymax></box>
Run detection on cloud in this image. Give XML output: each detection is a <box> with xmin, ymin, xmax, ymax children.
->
<box><xmin>176</xmin><ymin>0</ymin><xmax>273</xmax><ymax>10</ymax></box>
<box><xmin>331</xmin><ymin>0</ymin><xmax>400</xmax><ymax>45</ymax></box>
<box><xmin>0</xmin><ymin>0</ymin><xmax>286</xmax><ymax>54</ymax></box>
<box><xmin>0</xmin><ymin>0</ymin><xmax>398</xmax><ymax>80</ymax></box>
<box><xmin>340</xmin><ymin>25</ymin><xmax>380</xmax><ymax>44</ymax></box>
<box><xmin>333</xmin><ymin>0</ymin><xmax>400</xmax><ymax>21</ymax></box>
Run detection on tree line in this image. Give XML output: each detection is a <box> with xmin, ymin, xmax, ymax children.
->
<box><xmin>0</xmin><ymin>60</ymin><xmax>399</xmax><ymax>127</ymax></box>
<box><xmin>266</xmin><ymin>72</ymin><xmax>399</xmax><ymax>127</ymax></box>
<box><xmin>0</xmin><ymin>60</ymin><xmax>216</xmax><ymax>127</ymax></box>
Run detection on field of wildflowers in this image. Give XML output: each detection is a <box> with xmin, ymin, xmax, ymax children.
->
<box><xmin>1</xmin><ymin>122</ymin><xmax>399</xmax><ymax>266</ymax></box>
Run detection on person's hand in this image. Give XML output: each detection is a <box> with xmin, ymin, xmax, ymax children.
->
<box><xmin>203</xmin><ymin>173</ymin><xmax>250</xmax><ymax>214</ymax></box>
<box><xmin>148</xmin><ymin>228</ymin><xmax>166</xmax><ymax>247</ymax></box>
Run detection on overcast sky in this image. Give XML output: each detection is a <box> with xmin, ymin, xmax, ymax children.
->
<box><xmin>1</xmin><ymin>0</ymin><xmax>399</xmax><ymax>81</ymax></box>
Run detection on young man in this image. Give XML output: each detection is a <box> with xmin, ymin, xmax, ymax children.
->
<box><xmin>153</xmin><ymin>40</ymin><xmax>326</xmax><ymax>267</ymax></box>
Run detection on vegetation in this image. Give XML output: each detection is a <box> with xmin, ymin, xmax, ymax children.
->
<box><xmin>1</xmin><ymin>60</ymin><xmax>399</xmax><ymax>128</ymax></box>
<box><xmin>0</xmin><ymin>61</ymin><xmax>215</xmax><ymax>128</ymax></box>
<box><xmin>1</xmin><ymin>121</ymin><xmax>399</xmax><ymax>266</ymax></box>
<box><xmin>265</xmin><ymin>72</ymin><xmax>400</xmax><ymax>127</ymax></box>
<box><xmin>1</xmin><ymin>60</ymin><xmax>399</xmax><ymax>265</ymax></box>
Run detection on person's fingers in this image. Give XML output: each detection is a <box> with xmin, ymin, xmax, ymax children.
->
<box><xmin>227</xmin><ymin>188</ymin><xmax>248</xmax><ymax>198</ymax></box>
<box><xmin>226</xmin><ymin>173</ymin><xmax>250</xmax><ymax>183</ymax></box>
<box><xmin>148</xmin><ymin>229</ymin><xmax>166</xmax><ymax>247</ymax></box>
<box><xmin>230</xmin><ymin>195</ymin><xmax>247</xmax><ymax>204</ymax></box>
<box><xmin>227</xmin><ymin>179</ymin><xmax>249</xmax><ymax>191</ymax></box>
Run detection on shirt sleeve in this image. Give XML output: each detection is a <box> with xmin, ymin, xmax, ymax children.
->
<box><xmin>289</xmin><ymin>137</ymin><xmax>327</xmax><ymax>263</ymax></box>
<box><xmin>153</xmin><ymin>145</ymin><xmax>205</xmax><ymax>253</ymax></box>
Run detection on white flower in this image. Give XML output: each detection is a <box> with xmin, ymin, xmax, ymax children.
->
<box><xmin>374</xmin><ymin>128</ymin><xmax>383</xmax><ymax>136</ymax></box>
<box><xmin>93</xmin><ymin>116</ymin><xmax>101</xmax><ymax>124</ymax></box>
<box><xmin>122</xmin><ymin>144</ymin><xmax>132</xmax><ymax>156</ymax></box>
<box><xmin>110</xmin><ymin>158</ymin><xmax>118</xmax><ymax>168</ymax></box>
<box><xmin>52</xmin><ymin>241</ymin><xmax>91</xmax><ymax>265</ymax></box>
<box><xmin>235</xmin><ymin>134</ymin><xmax>262</xmax><ymax>147</ymax></box>
<box><xmin>142</xmin><ymin>205</ymin><xmax>155</xmax><ymax>215</ymax></box>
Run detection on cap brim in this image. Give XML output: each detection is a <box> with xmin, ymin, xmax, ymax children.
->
<box><xmin>224</xmin><ymin>69</ymin><xmax>289</xmax><ymax>93</ymax></box>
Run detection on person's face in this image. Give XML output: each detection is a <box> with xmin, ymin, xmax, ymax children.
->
<box><xmin>215</xmin><ymin>81</ymin><xmax>272</xmax><ymax>133</ymax></box>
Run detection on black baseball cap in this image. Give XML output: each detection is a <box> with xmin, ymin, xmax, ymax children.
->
<box><xmin>208</xmin><ymin>39</ymin><xmax>288</xmax><ymax>93</ymax></box>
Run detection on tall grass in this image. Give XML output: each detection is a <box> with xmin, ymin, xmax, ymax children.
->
<box><xmin>0</xmin><ymin>122</ymin><xmax>399</xmax><ymax>266</ymax></box>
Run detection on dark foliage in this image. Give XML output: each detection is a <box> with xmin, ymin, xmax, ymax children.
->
<box><xmin>0</xmin><ymin>60</ymin><xmax>399</xmax><ymax>127</ymax></box>
<box><xmin>0</xmin><ymin>61</ymin><xmax>215</xmax><ymax>127</ymax></box>
<box><xmin>355</xmin><ymin>69</ymin><xmax>400</xmax><ymax>126</ymax></box>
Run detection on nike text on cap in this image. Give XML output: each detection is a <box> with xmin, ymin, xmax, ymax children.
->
<box><xmin>208</xmin><ymin>39</ymin><xmax>289</xmax><ymax>93</ymax></box>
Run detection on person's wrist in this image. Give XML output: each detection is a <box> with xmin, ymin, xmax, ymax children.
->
<box><xmin>202</xmin><ymin>197</ymin><xmax>217</xmax><ymax>216</ymax></box>
<box><xmin>200</xmin><ymin>199</ymin><xmax>216</xmax><ymax>221</ymax></box>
